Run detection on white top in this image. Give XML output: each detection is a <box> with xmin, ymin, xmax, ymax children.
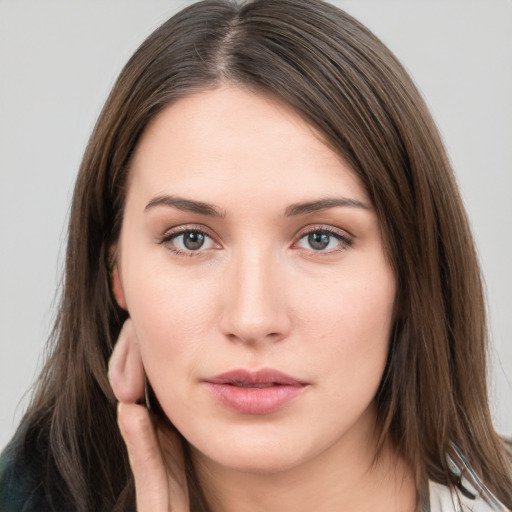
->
<box><xmin>428</xmin><ymin>481</ymin><xmax>510</xmax><ymax>512</ymax></box>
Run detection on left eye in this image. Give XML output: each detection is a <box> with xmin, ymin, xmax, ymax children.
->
<box><xmin>295</xmin><ymin>230</ymin><xmax>348</xmax><ymax>252</ymax></box>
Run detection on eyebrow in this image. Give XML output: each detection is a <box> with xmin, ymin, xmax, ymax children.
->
<box><xmin>144</xmin><ymin>195</ymin><xmax>370</xmax><ymax>218</ymax></box>
<box><xmin>284</xmin><ymin>197</ymin><xmax>370</xmax><ymax>216</ymax></box>
<box><xmin>145</xmin><ymin>195</ymin><xmax>226</xmax><ymax>218</ymax></box>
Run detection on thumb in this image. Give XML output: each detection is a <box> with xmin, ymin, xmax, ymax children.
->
<box><xmin>109</xmin><ymin>319</ymin><xmax>145</xmax><ymax>404</ymax></box>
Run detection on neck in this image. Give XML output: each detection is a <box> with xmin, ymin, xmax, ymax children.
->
<box><xmin>190</xmin><ymin>409</ymin><xmax>417</xmax><ymax>512</ymax></box>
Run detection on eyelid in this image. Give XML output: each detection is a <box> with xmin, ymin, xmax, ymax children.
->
<box><xmin>160</xmin><ymin>223</ymin><xmax>217</xmax><ymax>239</ymax></box>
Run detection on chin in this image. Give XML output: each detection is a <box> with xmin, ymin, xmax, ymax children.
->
<box><xmin>196</xmin><ymin>446</ymin><xmax>306</xmax><ymax>475</ymax></box>
<box><xmin>187</xmin><ymin>426</ymin><xmax>319</xmax><ymax>475</ymax></box>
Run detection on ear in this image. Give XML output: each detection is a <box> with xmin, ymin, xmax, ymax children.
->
<box><xmin>112</xmin><ymin>265</ymin><xmax>128</xmax><ymax>310</ymax></box>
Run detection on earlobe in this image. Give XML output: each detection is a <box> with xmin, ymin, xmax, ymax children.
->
<box><xmin>112</xmin><ymin>265</ymin><xmax>128</xmax><ymax>310</ymax></box>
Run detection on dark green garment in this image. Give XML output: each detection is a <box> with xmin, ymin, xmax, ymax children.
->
<box><xmin>0</xmin><ymin>435</ymin><xmax>53</xmax><ymax>512</ymax></box>
<box><xmin>0</xmin><ymin>427</ymin><xmax>135</xmax><ymax>512</ymax></box>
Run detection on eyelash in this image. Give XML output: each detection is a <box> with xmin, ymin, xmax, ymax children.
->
<box><xmin>158</xmin><ymin>225</ymin><xmax>353</xmax><ymax>257</ymax></box>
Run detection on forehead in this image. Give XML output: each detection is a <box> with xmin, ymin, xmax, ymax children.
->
<box><xmin>128</xmin><ymin>86</ymin><xmax>369</xmax><ymax>207</ymax></box>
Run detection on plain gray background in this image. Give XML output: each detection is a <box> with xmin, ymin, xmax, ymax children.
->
<box><xmin>1</xmin><ymin>0</ymin><xmax>511</xmax><ymax>450</ymax></box>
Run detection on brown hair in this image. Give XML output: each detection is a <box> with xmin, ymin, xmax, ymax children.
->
<box><xmin>14</xmin><ymin>0</ymin><xmax>511</xmax><ymax>510</ymax></box>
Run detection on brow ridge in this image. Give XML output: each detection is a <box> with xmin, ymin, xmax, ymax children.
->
<box><xmin>145</xmin><ymin>195</ymin><xmax>369</xmax><ymax>218</ymax></box>
<box><xmin>145</xmin><ymin>195</ymin><xmax>226</xmax><ymax>218</ymax></box>
<box><xmin>285</xmin><ymin>197</ymin><xmax>370</xmax><ymax>216</ymax></box>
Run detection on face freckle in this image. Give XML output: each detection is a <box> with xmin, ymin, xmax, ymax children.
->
<box><xmin>117</xmin><ymin>86</ymin><xmax>396</xmax><ymax>475</ymax></box>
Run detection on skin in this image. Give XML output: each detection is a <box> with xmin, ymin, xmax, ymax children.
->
<box><xmin>108</xmin><ymin>87</ymin><xmax>417</xmax><ymax>511</ymax></box>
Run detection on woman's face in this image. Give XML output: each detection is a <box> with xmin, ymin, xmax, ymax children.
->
<box><xmin>117</xmin><ymin>87</ymin><xmax>396</xmax><ymax>474</ymax></box>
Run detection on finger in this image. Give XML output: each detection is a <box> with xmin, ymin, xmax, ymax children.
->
<box><xmin>108</xmin><ymin>319</ymin><xmax>145</xmax><ymax>403</ymax></box>
<box><xmin>118</xmin><ymin>402</ymin><xmax>170</xmax><ymax>512</ymax></box>
<box><xmin>157</xmin><ymin>429</ymin><xmax>190</xmax><ymax>512</ymax></box>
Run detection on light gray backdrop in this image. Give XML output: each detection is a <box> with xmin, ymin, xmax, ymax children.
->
<box><xmin>1</xmin><ymin>0</ymin><xmax>511</xmax><ymax>449</ymax></box>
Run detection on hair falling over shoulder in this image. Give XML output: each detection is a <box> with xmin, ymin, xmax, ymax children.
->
<box><xmin>12</xmin><ymin>1</ymin><xmax>511</xmax><ymax>510</ymax></box>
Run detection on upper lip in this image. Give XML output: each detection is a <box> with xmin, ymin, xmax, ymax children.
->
<box><xmin>204</xmin><ymin>368</ymin><xmax>307</xmax><ymax>387</ymax></box>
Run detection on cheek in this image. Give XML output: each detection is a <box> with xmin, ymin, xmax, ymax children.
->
<box><xmin>297</xmin><ymin>265</ymin><xmax>395</xmax><ymax>339</ymax></box>
<box><xmin>122</xmin><ymin>266</ymin><xmax>219</xmax><ymax>383</ymax></box>
<box><xmin>294</xmin><ymin>266</ymin><xmax>395</xmax><ymax>380</ymax></box>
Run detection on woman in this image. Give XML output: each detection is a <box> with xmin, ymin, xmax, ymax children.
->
<box><xmin>0</xmin><ymin>0</ymin><xmax>510</xmax><ymax>510</ymax></box>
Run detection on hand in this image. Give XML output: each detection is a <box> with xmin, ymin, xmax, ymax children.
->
<box><xmin>109</xmin><ymin>319</ymin><xmax>190</xmax><ymax>512</ymax></box>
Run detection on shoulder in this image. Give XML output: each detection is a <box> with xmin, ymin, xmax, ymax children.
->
<box><xmin>428</xmin><ymin>481</ymin><xmax>464</xmax><ymax>512</ymax></box>
<box><xmin>0</xmin><ymin>433</ymin><xmax>53</xmax><ymax>512</ymax></box>
<box><xmin>428</xmin><ymin>477</ymin><xmax>511</xmax><ymax>512</ymax></box>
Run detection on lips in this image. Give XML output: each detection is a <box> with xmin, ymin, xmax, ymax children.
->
<box><xmin>204</xmin><ymin>369</ymin><xmax>308</xmax><ymax>415</ymax></box>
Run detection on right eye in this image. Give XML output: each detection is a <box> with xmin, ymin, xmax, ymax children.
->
<box><xmin>160</xmin><ymin>228</ymin><xmax>219</xmax><ymax>256</ymax></box>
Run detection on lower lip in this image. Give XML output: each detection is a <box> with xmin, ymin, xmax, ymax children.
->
<box><xmin>205</xmin><ymin>383</ymin><xmax>306</xmax><ymax>415</ymax></box>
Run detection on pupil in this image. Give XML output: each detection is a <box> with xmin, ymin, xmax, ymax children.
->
<box><xmin>308</xmin><ymin>232</ymin><xmax>330</xmax><ymax>250</ymax></box>
<box><xmin>183</xmin><ymin>232</ymin><xmax>205</xmax><ymax>250</ymax></box>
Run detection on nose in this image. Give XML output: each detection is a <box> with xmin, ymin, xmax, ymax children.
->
<box><xmin>219</xmin><ymin>247</ymin><xmax>291</xmax><ymax>346</ymax></box>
